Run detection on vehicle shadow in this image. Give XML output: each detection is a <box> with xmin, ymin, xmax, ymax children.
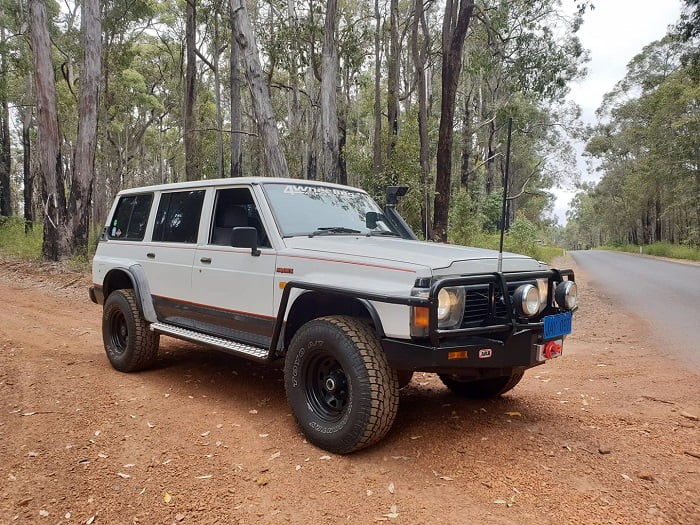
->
<box><xmin>139</xmin><ymin>338</ymin><xmax>549</xmax><ymax>455</ymax></box>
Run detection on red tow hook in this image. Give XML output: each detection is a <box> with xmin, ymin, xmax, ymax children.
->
<box><xmin>543</xmin><ymin>341</ymin><xmax>562</xmax><ymax>359</ymax></box>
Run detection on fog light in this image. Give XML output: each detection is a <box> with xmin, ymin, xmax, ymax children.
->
<box><xmin>513</xmin><ymin>284</ymin><xmax>539</xmax><ymax>318</ymax></box>
<box><xmin>555</xmin><ymin>281</ymin><xmax>577</xmax><ymax>310</ymax></box>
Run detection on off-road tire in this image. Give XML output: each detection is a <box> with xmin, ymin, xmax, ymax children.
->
<box><xmin>284</xmin><ymin>316</ymin><xmax>399</xmax><ymax>454</ymax></box>
<box><xmin>438</xmin><ymin>371</ymin><xmax>524</xmax><ymax>399</ymax></box>
<box><xmin>102</xmin><ymin>289</ymin><xmax>159</xmax><ymax>372</ymax></box>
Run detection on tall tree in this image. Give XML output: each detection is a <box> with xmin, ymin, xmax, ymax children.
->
<box><xmin>412</xmin><ymin>0</ymin><xmax>431</xmax><ymax>237</ymax></box>
<box><xmin>69</xmin><ymin>0</ymin><xmax>102</xmax><ymax>254</ymax></box>
<box><xmin>372</xmin><ymin>0</ymin><xmax>382</xmax><ymax>173</ymax></box>
<box><xmin>0</xmin><ymin>26</ymin><xmax>11</xmax><ymax>217</ymax></box>
<box><xmin>229</xmin><ymin>3</ymin><xmax>243</xmax><ymax>177</ymax></box>
<box><xmin>433</xmin><ymin>0</ymin><xmax>475</xmax><ymax>241</ymax></box>
<box><xmin>386</xmin><ymin>0</ymin><xmax>399</xmax><ymax>159</ymax></box>
<box><xmin>230</xmin><ymin>0</ymin><xmax>289</xmax><ymax>178</ymax></box>
<box><xmin>184</xmin><ymin>0</ymin><xmax>198</xmax><ymax>181</ymax></box>
<box><xmin>320</xmin><ymin>0</ymin><xmax>339</xmax><ymax>183</ymax></box>
<box><xmin>29</xmin><ymin>0</ymin><xmax>64</xmax><ymax>259</ymax></box>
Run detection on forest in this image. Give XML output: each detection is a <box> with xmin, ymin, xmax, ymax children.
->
<box><xmin>564</xmin><ymin>1</ymin><xmax>700</xmax><ymax>253</ymax></box>
<box><xmin>0</xmin><ymin>0</ymin><xmax>694</xmax><ymax>262</ymax></box>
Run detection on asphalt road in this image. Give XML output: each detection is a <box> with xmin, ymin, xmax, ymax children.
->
<box><xmin>571</xmin><ymin>250</ymin><xmax>700</xmax><ymax>370</ymax></box>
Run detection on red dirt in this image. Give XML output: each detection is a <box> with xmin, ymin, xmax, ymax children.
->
<box><xmin>1</xmin><ymin>256</ymin><xmax>698</xmax><ymax>524</ymax></box>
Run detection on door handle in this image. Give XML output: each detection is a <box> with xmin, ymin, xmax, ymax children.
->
<box><xmin>146</xmin><ymin>252</ymin><xmax>155</xmax><ymax>259</ymax></box>
<box><xmin>200</xmin><ymin>257</ymin><xmax>212</xmax><ymax>264</ymax></box>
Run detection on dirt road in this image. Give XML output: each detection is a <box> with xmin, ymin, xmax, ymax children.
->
<box><xmin>1</xmin><ymin>257</ymin><xmax>698</xmax><ymax>524</ymax></box>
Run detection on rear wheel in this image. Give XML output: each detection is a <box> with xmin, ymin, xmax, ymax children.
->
<box><xmin>102</xmin><ymin>289</ymin><xmax>159</xmax><ymax>372</ymax></box>
<box><xmin>284</xmin><ymin>316</ymin><xmax>399</xmax><ymax>454</ymax></box>
<box><xmin>438</xmin><ymin>371</ymin><xmax>524</xmax><ymax>399</ymax></box>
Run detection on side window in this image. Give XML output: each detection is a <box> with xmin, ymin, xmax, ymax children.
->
<box><xmin>210</xmin><ymin>188</ymin><xmax>271</xmax><ymax>247</ymax></box>
<box><xmin>152</xmin><ymin>190</ymin><xmax>205</xmax><ymax>243</ymax></box>
<box><xmin>108</xmin><ymin>194</ymin><xmax>153</xmax><ymax>240</ymax></box>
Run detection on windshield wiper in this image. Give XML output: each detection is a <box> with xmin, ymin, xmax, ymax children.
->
<box><xmin>309</xmin><ymin>226</ymin><xmax>362</xmax><ymax>237</ymax></box>
<box><xmin>366</xmin><ymin>230</ymin><xmax>401</xmax><ymax>237</ymax></box>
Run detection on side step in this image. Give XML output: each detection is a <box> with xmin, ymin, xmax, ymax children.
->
<box><xmin>150</xmin><ymin>322</ymin><xmax>270</xmax><ymax>362</ymax></box>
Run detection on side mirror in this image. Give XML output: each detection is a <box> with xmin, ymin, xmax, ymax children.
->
<box><xmin>365</xmin><ymin>211</ymin><xmax>379</xmax><ymax>229</ymax></box>
<box><xmin>231</xmin><ymin>227</ymin><xmax>261</xmax><ymax>256</ymax></box>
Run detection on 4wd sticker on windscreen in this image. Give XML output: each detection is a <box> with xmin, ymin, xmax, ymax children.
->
<box><xmin>283</xmin><ymin>185</ymin><xmax>355</xmax><ymax>197</ymax></box>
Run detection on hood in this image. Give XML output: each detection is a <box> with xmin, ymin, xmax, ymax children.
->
<box><xmin>282</xmin><ymin>236</ymin><xmax>546</xmax><ymax>275</ymax></box>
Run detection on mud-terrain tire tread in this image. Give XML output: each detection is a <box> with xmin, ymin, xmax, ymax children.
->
<box><xmin>102</xmin><ymin>289</ymin><xmax>159</xmax><ymax>372</ymax></box>
<box><xmin>438</xmin><ymin>370</ymin><xmax>524</xmax><ymax>399</ymax></box>
<box><xmin>284</xmin><ymin>315</ymin><xmax>399</xmax><ymax>454</ymax></box>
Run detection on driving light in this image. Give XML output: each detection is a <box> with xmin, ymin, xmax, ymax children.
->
<box><xmin>536</xmin><ymin>278</ymin><xmax>548</xmax><ymax>312</ymax></box>
<box><xmin>437</xmin><ymin>287</ymin><xmax>465</xmax><ymax>328</ymax></box>
<box><xmin>555</xmin><ymin>280</ymin><xmax>578</xmax><ymax>310</ymax></box>
<box><xmin>513</xmin><ymin>284</ymin><xmax>540</xmax><ymax>318</ymax></box>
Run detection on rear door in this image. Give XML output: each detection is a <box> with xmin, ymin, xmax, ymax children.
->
<box><xmin>142</xmin><ymin>189</ymin><xmax>205</xmax><ymax>327</ymax></box>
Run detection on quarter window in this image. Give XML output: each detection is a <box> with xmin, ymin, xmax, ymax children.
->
<box><xmin>152</xmin><ymin>190</ymin><xmax>205</xmax><ymax>243</ymax></box>
<box><xmin>108</xmin><ymin>194</ymin><xmax>153</xmax><ymax>241</ymax></box>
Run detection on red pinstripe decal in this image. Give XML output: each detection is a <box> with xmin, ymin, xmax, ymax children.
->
<box><xmin>281</xmin><ymin>254</ymin><xmax>416</xmax><ymax>273</ymax></box>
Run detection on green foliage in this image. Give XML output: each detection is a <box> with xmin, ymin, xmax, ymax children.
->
<box><xmin>0</xmin><ymin>217</ymin><xmax>43</xmax><ymax>259</ymax></box>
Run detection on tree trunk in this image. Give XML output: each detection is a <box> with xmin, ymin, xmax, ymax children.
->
<box><xmin>412</xmin><ymin>0</ymin><xmax>431</xmax><ymax>238</ymax></box>
<box><xmin>460</xmin><ymin>86</ymin><xmax>473</xmax><ymax>190</ymax></box>
<box><xmin>372</xmin><ymin>0</ymin><xmax>382</xmax><ymax>173</ymax></box>
<box><xmin>386</xmin><ymin>0</ymin><xmax>399</xmax><ymax>160</ymax></box>
<box><xmin>29</xmin><ymin>0</ymin><xmax>65</xmax><ymax>260</ymax></box>
<box><xmin>22</xmin><ymin>71</ymin><xmax>34</xmax><ymax>232</ymax></box>
<box><xmin>0</xmin><ymin>27</ymin><xmax>11</xmax><ymax>217</ymax></box>
<box><xmin>320</xmin><ymin>0</ymin><xmax>339</xmax><ymax>183</ymax></box>
<box><xmin>229</xmin><ymin>0</ymin><xmax>243</xmax><ymax>177</ymax></box>
<box><xmin>69</xmin><ymin>0</ymin><xmax>102</xmax><ymax>256</ymax></box>
<box><xmin>213</xmin><ymin>9</ymin><xmax>224</xmax><ymax>178</ymax></box>
<box><xmin>230</xmin><ymin>0</ymin><xmax>289</xmax><ymax>178</ymax></box>
<box><xmin>184</xmin><ymin>0</ymin><xmax>198</xmax><ymax>181</ymax></box>
<box><xmin>433</xmin><ymin>0</ymin><xmax>475</xmax><ymax>242</ymax></box>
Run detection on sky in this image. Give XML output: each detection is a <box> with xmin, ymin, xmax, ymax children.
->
<box><xmin>553</xmin><ymin>0</ymin><xmax>684</xmax><ymax>225</ymax></box>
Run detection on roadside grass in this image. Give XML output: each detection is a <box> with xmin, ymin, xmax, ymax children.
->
<box><xmin>0</xmin><ymin>217</ymin><xmax>43</xmax><ymax>259</ymax></box>
<box><xmin>0</xmin><ymin>217</ymin><xmax>97</xmax><ymax>271</ymax></box>
<box><xmin>598</xmin><ymin>243</ymin><xmax>700</xmax><ymax>262</ymax></box>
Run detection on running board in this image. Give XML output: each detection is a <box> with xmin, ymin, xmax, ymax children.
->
<box><xmin>150</xmin><ymin>322</ymin><xmax>270</xmax><ymax>362</ymax></box>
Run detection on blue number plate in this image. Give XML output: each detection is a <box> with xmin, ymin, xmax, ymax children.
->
<box><xmin>543</xmin><ymin>312</ymin><xmax>572</xmax><ymax>340</ymax></box>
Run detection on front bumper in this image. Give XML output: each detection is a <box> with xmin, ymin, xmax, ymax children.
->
<box><xmin>381</xmin><ymin>329</ymin><xmax>559</xmax><ymax>374</ymax></box>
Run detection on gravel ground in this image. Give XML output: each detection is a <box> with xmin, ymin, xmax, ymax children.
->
<box><xmin>0</xmin><ymin>256</ymin><xmax>698</xmax><ymax>524</ymax></box>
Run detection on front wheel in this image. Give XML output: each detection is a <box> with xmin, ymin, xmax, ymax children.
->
<box><xmin>284</xmin><ymin>316</ymin><xmax>399</xmax><ymax>454</ymax></box>
<box><xmin>102</xmin><ymin>289</ymin><xmax>159</xmax><ymax>372</ymax></box>
<box><xmin>438</xmin><ymin>371</ymin><xmax>524</xmax><ymax>399</ymax></box>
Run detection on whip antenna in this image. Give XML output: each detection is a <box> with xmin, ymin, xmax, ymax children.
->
<box><xmin>497</xmin><ymin>117</ymin><xmax>513</xmax><ymax>273</ymax></box>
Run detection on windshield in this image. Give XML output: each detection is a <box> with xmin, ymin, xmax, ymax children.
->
<box><xmin>262</xmin><ymin>183</ymin><xmax>398</xmax><ymax>237</ymax></box>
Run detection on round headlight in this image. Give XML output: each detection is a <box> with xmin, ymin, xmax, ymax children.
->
<box><xmin>555</xmin><ymin>281</ymin><xmax>578</xmax><ymax>310</ymax></box>
<box><xmin>437</xmin><ymin>288</ymin><xmax>457</xmax><ymax>320</ymax></box>
<box><xmin>513</xmin><ymin>284</ymin><xmax>540</xmax><ymax>318</ymax></box>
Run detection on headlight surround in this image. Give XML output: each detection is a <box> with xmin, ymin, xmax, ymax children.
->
<box><xmin>513</xmin><ymin>284</ymin><xmax>540</xmax><ymax>318</ymax></box>
<box><xmin>437</xmin><ymin>286</ymin><xmax>465</xmax><ymax>329</ymax></box>
<box><xmin>555</xmin><ymin>280</ymin><xmax>577</xmax><ymax>310</ymax></box>
<box><xmin>536</xmin><ymin>278</ymin><xmax>549</xmax><ymax>312</ymax></box>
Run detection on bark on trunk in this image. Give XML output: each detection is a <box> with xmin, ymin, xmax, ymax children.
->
<box><xmin>213</xmin><ymin>9</ymin><xmax>224</xmax><ymax>178</ymax></box>
<box><xmin>372</xmin><ymin>0</ymin><xmax>382</xmax><ymax>173</ymax></box>
<box><xmin>320</xmin><ymin>0</ymin><xmax>339</xmax><ymax>183</ymax></box>
<box><xmin>387</xmin><ymin>0</ymin><xmax>399</xmax><ymax>160</ymax></box>
<box><xmin>0</xmin><ymin>27</ymin><xmax>11</xmax><ymax>217</ymax></box>
<box><xmin>433</xmin><ymin>1</ymin><xmax>475</xmax><ymax>242</ymax></box>
<box><xmin>184</xmin><ymin>0</ymin><xmax>198</xmax><ymax>181</ymax></box>
<box><xmin>412</xmin><ymin>0</ymin><xmax>431</xmax><ymax>238</ymax></box>
<box><xmin>70</xmin><ymin>0</ymin><xmax>102</xmax><ymax>255</ymax></box>
<box><xmin>230</xmin><ymin>0</ymin><xmax>289</xmax><ymax>178</ymax></box>
<box><xmin>229</xmin><ymin>0</ymin><xmax>243</xmax><ymax>177</ymax></box>
<box><xmin>29</xmin><ymin>0</ymin><xmax>65</xmax><ymax>260</ymax></box>
<box><xmin>22</xmin><ymin>71</ymin><xmax>34</xmax><ymax>232</ymax></box>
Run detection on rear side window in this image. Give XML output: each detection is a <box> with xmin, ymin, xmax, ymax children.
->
<box><xmin>152</xmin><ymin>190</ymin><xmax>205</xmax><ymax>243</ymax></box>
<box><xmin>109</xmin><ymin>194</ymin><xmax>153</xmax><ymax>240</ymax></box>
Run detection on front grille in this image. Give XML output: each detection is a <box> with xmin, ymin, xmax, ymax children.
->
<box><xmin>460</xmin><ymin>281</ymin><xmax>536</xmax><ymax>327</ymax></box>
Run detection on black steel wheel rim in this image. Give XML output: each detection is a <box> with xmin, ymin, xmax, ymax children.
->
<box><xmin>305</xmin><ymin>351</ymin><xmax>349</xmax><ymax>422</ymax></box>
<box><xmin>109</xmin><ymin>310</ymin><xmax>128</xmax><ymax>354</ymax></box>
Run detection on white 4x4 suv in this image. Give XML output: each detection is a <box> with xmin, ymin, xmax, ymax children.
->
<box><xmin>90</xmin><ymin>178</ymin><xmax>577</xmax><ymax>453</ymax></box>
